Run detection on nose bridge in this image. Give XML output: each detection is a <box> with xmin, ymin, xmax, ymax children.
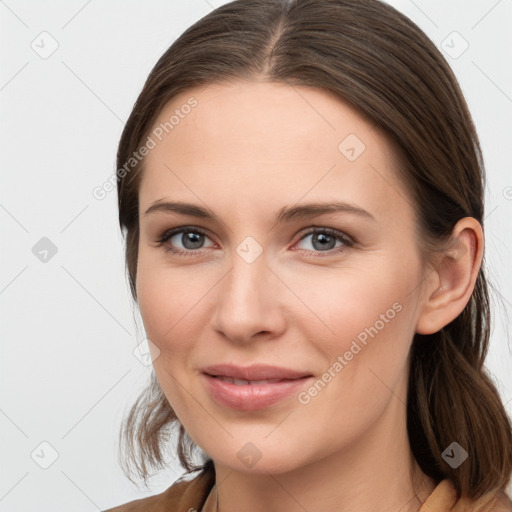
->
<box><xmin>212</xmin><ymin>239</ymin><xmax>283</xmax><ymax>342</ymax></box>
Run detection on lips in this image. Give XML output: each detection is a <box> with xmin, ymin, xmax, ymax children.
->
<box><xmin>201</xmin><ymin>363</ymin><xmax>313</xmax><ymax>382</ymax></box>
<box><xmin>200</xmin><ymin>363</ymin><xmax>314</xmax><ymax>411</ymax></box>
<box><xmin>201</xmin><ymin>373</ymin><xmax>313</xmax><ymax>411</ymax></box>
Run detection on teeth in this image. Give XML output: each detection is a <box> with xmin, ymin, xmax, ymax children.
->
<box><xmin>215</xmin><ymin>376</ymin><xmax>284</xmax><ymax>385</ymax></box>
<box><xmin>233</xmin><ymin>378</ymin><xmax>250</xmax><ymax>385</ymax></box>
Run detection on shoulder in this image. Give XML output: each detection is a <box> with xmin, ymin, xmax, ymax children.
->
<box><xmin>102</xmin><ymin>467</ymin><xmax>215</xmax><ymax>512</ymax></box>
<box><xmin>492</xmin><ymin>489</ymin><xmax>512</xmax><ymax>512</ymax></box>
<box><xmin>458</xmin><ymin>486</ymin><xmax>512</xmax><ymax>512</ymax></box>
<box><xmin>420</xmin><ymin>479</ymin><xmax>512</xmax><ymax>512</ymax></box>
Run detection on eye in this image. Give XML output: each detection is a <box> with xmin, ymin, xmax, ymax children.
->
<box><xmin>294</xmin><ymin>227</ymin><xmax>354</xmax><ymax>257</ymax></box>
<box><xmin>155</xmin><ymin>226</ymin><xmax>215</xmax><ymax>256</ymax></box>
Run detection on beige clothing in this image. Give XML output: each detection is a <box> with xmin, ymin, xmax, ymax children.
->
<box><xmin>103</xmin><ymin>465</ymin><xmax>512</xmax><ymax>511</ymax></box>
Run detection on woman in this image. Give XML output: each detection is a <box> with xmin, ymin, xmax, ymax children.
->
<box><xmin>104</xmin><ymin>0</ymin><xmax>512</xmax><ymax>510</ymax></box>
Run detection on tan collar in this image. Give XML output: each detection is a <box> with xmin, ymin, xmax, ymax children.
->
<box><xmin>200</xmin><ymin>477</ymin><xmax>512</xmax><ymax>512</ymax></box>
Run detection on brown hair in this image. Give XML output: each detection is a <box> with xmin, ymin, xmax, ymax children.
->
<box><xmin>115</xmin><ymin>0</ymin><xmax>512</xmax><ymax>502</ymax></box>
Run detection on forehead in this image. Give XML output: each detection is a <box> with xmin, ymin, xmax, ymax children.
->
<box><xmin>146</xmin><ymin>80</ymin><xmax>381</xmax><ymax>160</ymax></box>
<box><xmin>139</xmin><ymin>80</ymin><xmax>411</xmax><ymax>225</ymax></box>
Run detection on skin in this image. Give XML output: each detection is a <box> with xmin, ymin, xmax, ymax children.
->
<box><xmin>135</xmin><ymin>80</ymin><xmax>483</xmax><ymax>512</ymax></box>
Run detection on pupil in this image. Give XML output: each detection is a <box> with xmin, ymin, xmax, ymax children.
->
<box><xmin>314</xmin><ymin>233</ymin><xmax>334</xmax><ymax>250</ymax></box>
<box><xmin>184</xmin><ymin>232</ymin><xmax>203</xmax><ymax>249</ymax></box>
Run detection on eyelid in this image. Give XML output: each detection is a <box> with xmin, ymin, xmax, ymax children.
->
<box><xmin>296</xmin><ymin>225</ymin><xmax>354</xmax><ymax>244</ymax></box>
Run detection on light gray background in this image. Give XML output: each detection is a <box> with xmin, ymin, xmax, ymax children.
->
<box><xmin>1</xmin><ymin>0</ymin><xmax>511</xmax><ymax>510</ymax></box>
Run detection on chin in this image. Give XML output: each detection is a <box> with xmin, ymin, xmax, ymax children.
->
<box><xmin>206</xmin><ymin>442</ymin><xmax>312</xmax><ymax>476</ymax></box>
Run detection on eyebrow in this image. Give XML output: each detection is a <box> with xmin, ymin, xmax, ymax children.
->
<box><xmin>144</xmin><ymin>200</ymin><xmax>376</xmax><ymax>224</ymax></box>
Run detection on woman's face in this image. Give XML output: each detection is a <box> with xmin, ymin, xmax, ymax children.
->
<box><xmin>136</xmin><ymin>80</ymin><xmax>430</xmax><ymax>474</ymax></box>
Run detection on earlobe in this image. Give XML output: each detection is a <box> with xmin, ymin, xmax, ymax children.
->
<box><xmin>415</xmin><ymin>218</ymin><xmax>483</xmax><ymax>335</ymax></box>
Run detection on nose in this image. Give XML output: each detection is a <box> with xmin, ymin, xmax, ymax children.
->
<box><xmin>210</xmin><ymin>248</ymin><xmax>287</xmax><ymax>344</ymax></box>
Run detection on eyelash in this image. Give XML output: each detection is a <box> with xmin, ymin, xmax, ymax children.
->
<box><xmin>155</xmin><ymin>226</ymin><xmax>355</xmax><ymax>258</ymax></box>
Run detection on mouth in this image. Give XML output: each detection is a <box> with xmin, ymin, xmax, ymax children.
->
<box><xmin>200</xmin><ymin>363</ymin><xmax>313</xmax><ymax>381</ymax></box>
<box><xmin>201</xmin><ymin>372</ymin><xmax>314</xmax><ymax>411</ymax></box>
<box><xmin>204</xmin><ymin>374</ymin><xmax>302</xmax><ymax>385</ymax></box>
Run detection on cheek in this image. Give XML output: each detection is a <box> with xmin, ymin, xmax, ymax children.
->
<box><xmin>288</xmin><ymin>260</ymin><xmax>415</xmax><ymax>345</ymax></box>
<box><xmin>136</xmin><ymin>260</ymin><xmax>203</xmax><ymax>413</ymax></box>
<box><xmin>136</xmin><ymin>270</ymin><xmax>170</xmax><ymax>344</ymax></box>
<box><xmin>135</xmin><ymin>255</ymin><xmax>214</xmax><ymax>355</ymax></box>
<box><xmin>136</xmin><ymin>250</ymin><xmax>182</xmax><ymax>349</ymax></box>
<box><xmin>290</xmin><ymin>259</ymin><xmax>419</xmax><ymax>399</ymax></box>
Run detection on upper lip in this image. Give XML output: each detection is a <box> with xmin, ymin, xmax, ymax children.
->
<box><xmin>202</xmin><ymin>364</ymin><xmax>313</xmax><ymax>381</ymax></box>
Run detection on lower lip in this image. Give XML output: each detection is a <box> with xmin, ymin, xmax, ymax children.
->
<box><xmin>201</xmin><ymin>373</ymin><xmax>313</xmax><ymax>411</ymax></box>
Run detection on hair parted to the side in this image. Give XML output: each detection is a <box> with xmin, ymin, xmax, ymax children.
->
<box><xmin>115</xmin><ymin>0</ymin><xmax>512</xmax><ymax>500</ymax></box>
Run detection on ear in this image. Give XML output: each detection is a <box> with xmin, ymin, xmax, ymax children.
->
<box><xmin>415</xmin><ymin>217</ymin><xmax>484</xmax><ymax>335</ymax></box>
